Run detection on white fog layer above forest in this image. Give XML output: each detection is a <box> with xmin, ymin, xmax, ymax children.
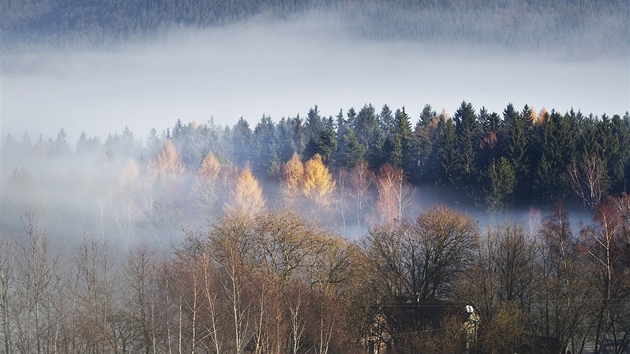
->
<box><xmin>1</xmin><ymin>8</ymin><xmax>629</xmax><ymax>143</ymax></box>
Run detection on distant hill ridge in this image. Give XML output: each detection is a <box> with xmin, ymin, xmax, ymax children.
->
<box><xmin>2</xmin><ymin>0</ymin><xmax>627</xmax><ymax>50</ymax></box>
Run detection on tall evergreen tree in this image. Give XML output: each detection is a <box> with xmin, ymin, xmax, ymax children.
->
<box><xmin>453</xmin><ymin>101</ymin><xmax>481</xmax><ymax>188</ymax></box>
<box><xmin>407</xmin><ymin>125</ymin><xmax>433</xmax><ymax>183</ymax></box>
<box><xmin>505</xmin><ymin>104</ymin><xmax>531</xmax><ymax>203</ymax></box>
<box><xmin>305</xmin><ymin>105</ymin><xmax>323</xmax><ymax>142</ymax></box>
<box><xmin>386</xmin><ymin>107</ymin><xmax>412</xmax><ymax>169</ymax></box>
<box><xmin>335</xmin><ymin>109</ymin><xmax>347</xmax><ymax>138</ymax></box>
<box><xmin>379</xmin><ymin>104</ymin><xmax>395</xmax><ymax>136</ymax></box>
<box><xmin>346</xmin><ymin>107</ymin><xmax>357</xmax><ymax>129</ymax></box>
<box><xmin>276</xmin><ymin>117</ymin><xmax>293</xmax><ymax>161</ymax></box>
<box><xmin>477</xmin><ymin>107</ymin><xmax>502</xmax><ymax>175</ymax></box>
<box><xmin>231</xmin><ymin>117</ymin><xmax>253</xmax><ymax>166</ymax></box>
<box><xmin>532</xmin><ymin>110</ymin><xmax>576</xmax><ymax>202</ymax></box>
<box><xmin>367</xmin><ymin>130</ymin><xmax>387</xmax><ymax>170</ymax></box>
<box><xmin>252</xmin><ymin>115</ymin><xmax>277</xmax><ymax>175</ymax></box>
<box><xmin>304</xmin><ymin>128</ymin><xmax>337</xmax><ymax>164</ymax></box>
<box><xmin>607</xmin><ymin>114</ymin><xmax>630</xmax><ymax>193</ymax></box>
<box><xmin>418</xmin><ymin>104</ymin><xmax>437</xmax><ymax>127</ymax></box>
<box><xmin>354</xmin><ymin>104</ymin><xmax>379</xmax><ymax>149</ymax></box>
<box><xmin>485</xmin><ymin>157</ymin><xmax>516</xmax><ymax>211</ymax></box>
<box><xmin>340</xmin><ymin>129</ymin><xmax>366</xmax><ymax>169</ymax></box>
<box><xmin>577</xmin><ymin>115</ymin><xmax>600</xmax><ymax>158</ymax></box>
<box><xmin>434</xmin><ymin>115</ymin><xmax>458</xmax><ymax>187</ymax></box>
<box><xmin>293</xmin><ymin>115</ymin><xmax>307</xmax><ymax>156</ymax></box>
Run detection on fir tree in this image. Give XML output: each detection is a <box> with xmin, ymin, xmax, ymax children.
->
<box><xmin>453</xmin><ymin>101</ymin><xmax>481</xmax><ymax>189</ymax></box>
<box><xmin>486</xmin><ymin>157</ymin><xmax>516</xmax><ymax>211</ymax></box>
<box><xmin>434</xmin><ymin>115</ymin><xmax>458</xmax><ymax>187</ymax></box>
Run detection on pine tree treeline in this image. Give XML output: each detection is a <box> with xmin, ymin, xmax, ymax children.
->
<box><xmin>3</xmin><ymin>102</ymin><xmax>630</xmax><ymax>211</ymax></box>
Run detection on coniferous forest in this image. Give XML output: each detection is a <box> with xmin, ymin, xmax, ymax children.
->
<box><xmin>2</xmin><ymin>0</ymin><xmax>630</xmax><ymax>353</ymax></box>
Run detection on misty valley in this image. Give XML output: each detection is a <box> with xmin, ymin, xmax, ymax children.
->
<box><xmin>2</xmin><ymin>100</ymin><xmax>630</xmax><ymax>353</ymax></box>
<box><xmin>2</xmin><ymin>0</ymin><xmax>629</xmax><ymax>352</ymax></box>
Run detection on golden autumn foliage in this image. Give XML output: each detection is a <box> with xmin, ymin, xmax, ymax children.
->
<box><xmin>283</xmin><ymin>153</ymin><xmax>335</xmax><ymax>206</ymax></box>
<box><xmin>302</xmin><ymin>154</ymin><xmax>336</xmax><ymax>205</ymax></box>
<box><xmin>148</xmin><ymin>140</ymin><xmax>185</xmax><ymax>177</ymax></box>
<box><xmin>524</xmin><ymin>106</ymin><xmax>537</xmax><ymax>124</ymax></box>
<box><xmin>224</xmin><ymin>166</ymin><xmax>265</xmax><ymax>216</ymax></box>
<box><xmin>197</xmin><ymin>151</ymin><xmax>221</xmax><ymax>182</ymax></box>
<box><xmin>282</xmin><ymin>152</ymin><xmax>304</xmax><ymax>198</ymax></box>
<box><xmin>535</xmin><ymin>107</ymin><xmax>548</xmax><ymax>125</ymax></box>
<box><xmin>192</xmin><ymin>151</ymin><xmax>221</xmax><ymax>192</ymax></box>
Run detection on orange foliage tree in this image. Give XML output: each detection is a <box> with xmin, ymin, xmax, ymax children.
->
<box><xmin>282</xmin><ymin>153</ymin><xmax>336</xmax><ymax>217</ymax></box>
<box><xmin>302</xmin><ymin>154</ymin><xmax>336</xmax><ymax>207</ymax></box>
<box><xmin>148</xmin><ymin>140</ymin><xmax>185</xmax><ymax>178</ymax></box>
<box><xmin>194</xmin><ymin>151</ymin><xmax>221</xmax><ymax>188</ymax></box>
<box><xmin>282</xmin><ymin>152</ymin><xmax>304</xmax><ymax>203</ymax></box>
<box><xmin>224</xmin><ymin>166</ymin><xmax>266</xmax><ymax>217</ymax></box>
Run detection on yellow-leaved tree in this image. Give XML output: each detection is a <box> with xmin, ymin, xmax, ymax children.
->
<box><xmin>192</xmin><ymin>151</ymin><xmax>221</xmax><ymax>191</ymax></box>
<box><xmin>191</xmin><ymin>151</ymin><xmax>222</xmax><ymax>220</ymax></box>
<box><xmin>224</xmin><ymin>166</ymin><xmax>265</xmax><ymax>217</ymax></box>
<box><xmin>281</xmin><ymin>153</ymin><xmax>336</xmax><ymax>222</ymax></box>
<box><xmin>145</xmin><ymin>140</ymin><xmax>186</xmax><ymax>239</ymax></box>
<box><xmin>282</xmin><ymin>152</ymin><xmax>304</xmax><ymax>203</ymax></box>
<box><xmin>302</xmin><ymin>153</ymin><xmax>336</xmax><ymax>207</ymax></box>
<box><xmin>148</xmin><ymin>140</ymin><xmax>185</xmax><ymax>178</ymax></box>
<box><xmin>197</xmin><ymin>151</ymin><xmax>221</xmax><ymax>182</ymax></box>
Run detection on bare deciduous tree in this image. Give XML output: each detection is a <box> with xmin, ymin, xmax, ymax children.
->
<box><xmin>567</xmin><ymin>154</ymin><xmax>608</xmax><ymax>210</ymax></box>
<box><xmin>580</xmin><ymin>197</ymin><xmax>630</xmax><ymax>353</ymax></box>
<box><xmin>0</xmin><ymin>230</ymin><xmax>15</xmax><ymax>354</ymax></box>
<box><xmin>363</xmin><ymin>206</ymin><xmax>478</xmax><ymax>301</ymax></box>
<box><xmin>347</xmin><ymin>160</ymin><xmax>374</xmax><ymax>228</ymax></box>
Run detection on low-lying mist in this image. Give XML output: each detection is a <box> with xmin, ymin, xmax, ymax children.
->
<box><xmin>1</xmin><ymin>3</ymin><xmax>627</xmax><ymax>247</ymax></box>
<box><xmin>2</xmin><ymin>7</ymin><xmax>628</xmax><ymax>143</ymax></box>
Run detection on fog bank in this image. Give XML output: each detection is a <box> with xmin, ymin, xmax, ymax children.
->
<box><xmin>2</xmin><ymin>10</ymin><xmax>628</xmax><ymax>143</ymax></box>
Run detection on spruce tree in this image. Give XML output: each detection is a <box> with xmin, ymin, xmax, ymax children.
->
<box><xmin>252</xmin><ymin>115</ymin><xmax>277</xmax><ymax>175</ymax></box>
<box><xmin>434</xmin><ymin>115</ymin><xmax>458</xmax><ymax>187</ymax></box>
<box><xmin>607</xmin><ymin>114</ymin><xmax>630</xmax><ymax>193</ymax></box>
<box><xmin>485</xmin><ymin>157</ymin><xmax>516</xmax><ymax>211</ymax></box>
<box><xmin>532</xmin><ymin>110</ymin><xmax>576</xmax><ymax>202</ymax></box>
<box><xmin>340</xmin><ymin>129</ymin><xmax>367</xmax><ymax>169</ymax></box>
<box><xmin>418</xmin><ymin>104</ymin><xmax>437</xmax><ymax>127</ymax></box>
<box><xmin>453</xmin><ymin>101</ymin><xmax>481</xmax><ymax>188</ymax></box>
<box><xmin>386</xmin><ymin>107</ymin><xmax>412</xmax><ymax>169</ymax></box>
<box><xmin>306</xmin><ymin>105</ymin><xmax>323</xmax><ymax>142</ymax></box>
<box><xmin>408</xmin><ymin>126</ymin><xmax>433</xmax><ymax>183</ymax></box>
<box><xmin>505</xmin><ymin>104</ymin><xmax>530</xmax><ymax>203</ymax></box>
<box><xmin>379</xmin><ymin>104</ymin><xmax>395</xmax><ymax>136</ymax></box>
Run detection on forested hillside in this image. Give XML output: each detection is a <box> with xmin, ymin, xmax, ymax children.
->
<box><xmin>6</xmin><ymin>101</ymin><xmax>628</xmax><ymax>214</ymax></box>
<box><xmin>2</xmin><ymin>0</ymin><xmax>627</xmax><ymax>52</ymax></box>
<box><xmin>2</xmin><ymin>100</ymin><xmax>630</xmax><ymax>351</ymax></box>
<box><xmin>2</xmin><ymin>0</ymin><xmax>630</xmax><ymax>352</ymax></box>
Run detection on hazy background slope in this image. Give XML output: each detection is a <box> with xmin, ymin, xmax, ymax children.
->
<box><xmin>2</xmin><ymin>0</ymin><xmax>628</xmax><ymax>52</ymax></box>
<box><xmin>1</xmin><ymin>0</ymin><xmax>628</xmax><ymax>144</ymax></box>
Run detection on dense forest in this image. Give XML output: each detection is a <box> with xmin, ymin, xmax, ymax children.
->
<box><xmin>2</xmin><ymin>100</ymin><xmax>630</xmax><ymax>353</ymax></box>
<box><xmin>6</xmin><ymin>101</ymin><xmax>629</xmax><ymax>212</ymax></box>
<box><xmin>2</xmin><ymin>0</ymin><xmax>627</xmax><ymax>53</ymax></box>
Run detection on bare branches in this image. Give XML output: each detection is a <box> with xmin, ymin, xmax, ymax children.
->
<box><xmin>567</xmin><ymin>154</ymin><xmax>608</xmax><ymax>210</ymax></box>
